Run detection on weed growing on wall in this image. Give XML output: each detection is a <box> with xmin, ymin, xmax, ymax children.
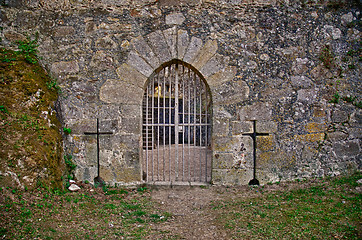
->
<box><xmin>319</xmin><ymin>45</ymin><xmax>334</xmax><ymax>69</ymax></box>
<box><xmin>15</xmin><ymin>34</ymin><xmax>39</xmax><ymax>64</ymax></box>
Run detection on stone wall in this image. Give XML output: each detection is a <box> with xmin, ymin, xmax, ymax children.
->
<box><xmin>1</xmin><ymin>0</ymin><xmax>360</xmax><ymax>185</ymax></box>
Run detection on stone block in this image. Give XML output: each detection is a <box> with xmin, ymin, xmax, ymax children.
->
<box><xmin>177</xmin><ymin>29</ymin><xmax>189</xmax><ymax>59</ymax></box>
<box><xmin>165</xmin><ymin>12</ymin><xmax>185</xmax><ymax>25</ymax></box>
<box><xmin>238</xmin><ymin>102</ymin><xmax>272</xmax><ymax>121</ymax></box>
<box><xmin>333</xmin><ymin>141</ymin><xmax>360</xmax><ymax>157</ymax></box>
<box><xmin>67</xmin><ymin>118</ymin><xmax>99</xmax><ymax>134</ymax></box>
<box><xmin>84</xmin><ymin>138</ymin><xmax>97</xmax><ymax>167</ymax></box>
<box><xmin>206</xmin><ymin>66</ymin><xmax>237</xmax><ymax>87</ymax></box>
<box><xmin>85</xmin><ymin>21</ymin><xmax>96</xmax><ymax>34</ymax></box>
<box><xmin>53</xmin><ymin>26</ymin><xmax>75</xmax><ymax>37</ymax></box>
<box><xmin>120</xmin><ymin>105</ymin><xmax>141</xmax><ymax>117</ymax></box>
<box><xmin>332</xmin><ymin>110</ymin><xmax>349</xmax><ymax>123</ymax></box>
<box><xmin>297</xmin><ymin>89</ymin><xmax>318</xmax><ymax>103</ymax></box>
<box><xmin>214</xmin><ymin>136</ymin><xmax>252</xmax><ymax>153</ymax></box>
<box><xmin>214</xmin><ymin>151</ymin><xmax>253</xmax><ymax>170</ymax></box>
<box><xmin>4</xmin><ymin>31</ymin><xmax>26</xmax><ymax>42</ymax></box>
<box><xmin>114</xmin><ymin>167</ymin><xmax>140</xmax><ymax>183</ymax></box>
<box><xmin>200</xmin><ymin>54</ymin><xmax>226</xmax><ymax>77</ymax></box>
<box><xmin>183</xmin><ymin>37</ymin><xmax>203</xmax><ymax>63</ymax></box>
<box><xmin>158</xmin><ymin>0</ymin><xmax>200</xmax><ymax>7</ymax></box>
<box><xmin>99</xmin><ymin>119</ymin><xmax>118</xmax><ymax>132</ymax></box>
<box><xmin>295</xmin><ymin>133</ymin><xmax>324</xmax><ymax>143</ymax></box>
<box><xmin>232</xmin><ymin>121</ymin><xmax>253</xmax><ymax>135</ymax></box>
<box><xmin>130</xmin><ymin>36</ymin><xmax>160</xmax><ymax>69</ymax></box>
<box><xmin>212</xmin><ymin>80</ymin><xmax>249</xmax><ymax>105</ymax></box>
<box><xmin>213</xmin><ymin>105</ymin><xmax>232</xmax><ymax>119</ymax></box>
<box><xmin>90</xmin><ymin>51</ymin><xmax>115</xmax><ymax>71</ymax></box>
<box><xmin>213</xmin><ymin>153</ymin><xmax>234</xmax><ymax>169</ymax></box>
<box><xmin>213</xmin><ymin>118</ymin><xmax>229</xmax><ymax>137</ymax></box>
<box><xmin>256</xmin><ymin>121</ymin><xmax>278</xmax><ymax>133</ymax></box>
<box><xmin>327</xmin><ymin>131</ymin><xmax>348</xmax><ymax>142</ymax></box>
<box><xmin>290</xmin><ymin>75</ymin><xmax>313</xmax><ymax>89</ymax></box>
<box><xmin>100</xmin><ymin>79</ymin><xmax>143</xmax><ymax>104</ymax></box>
<box><xmin>348</xmin><ymin>127</ymin><xmax>361</xmax><ymax>139</ymax></box>
<box><xmin>116</xmin><ymin>63</ymin><xmax>147</xmax><ymax>88</ymax></box>
<box><xmin>126</xmin><ymin>50</ymin><xmax>154</xmax><ymax>77</ymax></box>
<box><xmin>146</xmin><ymin>30</ymin><xmax>172</xmax><ymax>63</ymax></box>
<box><xmin>323</xmin><ymin>25</ymin><xmax>341</xmax><ymax>40</ymax></box>
<box><xmin>341</xmin><ymin>12</ymin><xmax>354</xmax><ymax>26</ymax></box>
<box><xmin>305</xmin><ymin>122</ymin><xmax>327</xmax><ymax>133</ymax></box>
<box><xmin>312</xmin><ymin>105</ymin><xmax>327</xmax><ymax>118</ymax></box>
<box><xmin>95</xmin><ymin>36</ymin><xmax>118</xmax><ymax>49</ymax></box>
<box><xmin>82</xmin><ymin>104</ymin><xmax>121</xmax><ymax>120</ymax></box>
<box><xmin>118</xmin><ymin>134</ymin><xmax>139</xmax><ymax>149</ymax></box>
<box><xmin>191</xmin><ymin>40</ymin><xmax>218</xmax><ymax>70</ymax></box>
<box><xmin>211</xmin><ymin>169</ymin><xmax>253</xmax><ymax>185</ymax></box>
<box><xmin>119</xmin><ymin>118</ymin><xmax>141</xmax><ymax>134</ymax></box>
<box><xmin>292</xmin><ymin>58</ymin><xmax>309</xmax><ymax>75</ymax></box>
<box><xmin>163</xmin><ymin>27</ymin><xmax>177</xmax><ymax>58</ymax></box>
<box><xmin>51</xmin><ymin>61</ymin><xmax>79</xmax><ymax>75</ymax></box>
<box><xmin>256</xmin><ymin>135</ymin><xmax>275</xmax><ymax>152</ymax></box>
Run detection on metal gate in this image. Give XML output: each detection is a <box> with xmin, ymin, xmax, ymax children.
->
<box><xmin>142</xmin><ymin>60</ymin><xmax>212</xmax><ymax>184</ymax></box>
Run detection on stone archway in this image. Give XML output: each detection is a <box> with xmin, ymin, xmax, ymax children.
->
<box><xmin>99</xmin><ymin>24</ymin><xmax>238</xmax><ymax>184</ymax></box>
<box><xmin>142</xmin><ymin>59</ymin><xmax>212</xmax><ymax>184</ymax></box>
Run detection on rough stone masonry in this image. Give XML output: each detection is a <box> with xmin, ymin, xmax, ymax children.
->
<box><xmin>0</xmin><ymin>0</ymin><xmax>360</xmax><ymax>185</ymax></box>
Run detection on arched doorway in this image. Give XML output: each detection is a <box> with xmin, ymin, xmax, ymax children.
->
<box><xmin>142</xmin><ymin>60</ymin><xmax>212</xmax><ymax>184</ymax></box>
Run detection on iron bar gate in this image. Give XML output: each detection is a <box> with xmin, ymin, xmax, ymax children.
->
<box><xmin>142</xmin><ymin>60</ymin><xmax>212</xmax><ymax>184</ymax></box>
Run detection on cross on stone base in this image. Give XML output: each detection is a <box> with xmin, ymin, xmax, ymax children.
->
<box><xmin>243</xmin><ymin>120</ymin><xmax>269</xmax><ymax>186</ymax></box>
<box><xmin>84</xmin><ymin>118</ymin><xmax>113</xmax><ymax>186</ymax></box>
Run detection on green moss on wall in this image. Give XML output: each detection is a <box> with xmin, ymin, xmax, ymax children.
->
<box><xmin>0</xmin><ymin>48</ymin><xmax>64</xmax><ymax>190</ymax></box>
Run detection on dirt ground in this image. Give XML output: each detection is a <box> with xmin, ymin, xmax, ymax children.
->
<box><xmin>147</xmin><ymin>183</ymin><xmax>294</xmax><ymax>239</ymax></box>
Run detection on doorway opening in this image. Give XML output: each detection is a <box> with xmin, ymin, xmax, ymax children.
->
<box><xmin>142</xmin><ymin>60</ymin><xmax>212</xmax><ymax>184</ymax></box>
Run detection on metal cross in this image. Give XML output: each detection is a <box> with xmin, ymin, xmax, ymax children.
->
<box><xmin>242</xmin><ymin>120</ymin><xmax>269</xmax><ymax>186</ymax></box>
<box><xmin>84</xmin><ymin>118</ymin><xmax>113</xmax><ymax>183</ymax></box>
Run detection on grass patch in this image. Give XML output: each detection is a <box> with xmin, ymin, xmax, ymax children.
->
<box><xmin>211</xmin><ymin>172</ymin><xmax>362</xmax><ymax>240</ymax></box>
<box><xmin>0</xmin><ymin>186</ymin><xmax>170</xmax><ymax>239</ymax></box>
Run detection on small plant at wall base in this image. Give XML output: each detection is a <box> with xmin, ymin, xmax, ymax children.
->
<box><xmin>319</xmin><ymin>45</ymin><xmax>334</xmax><ymax>69</ymax></box>
<box><xmin>329</xmin><ymin>92</ymin><xmax>340</xmax><ymax>104</ymax></box>
<box><xmin>46</xmin><ymin>80</ymin><xmax>60</xmax><ymax>92</ymax></box>
<box><xmin>15</xmin><ymin>34</ymin><xmax>39</xmax><ymax>64</ymax></box>
<box><xmin>64</xmin><ymin>154</ymin><xmax>76</xmax><ymax>171</ymax></box>
<box><xmin>0</xmin><ymin>105</ymin><xmax>8</xmax><ymax>113</ymax></box>
<box><xmin>63</xmin><ymin>127</ymin><xmax>71</xmax><ymax>134</ymax></box>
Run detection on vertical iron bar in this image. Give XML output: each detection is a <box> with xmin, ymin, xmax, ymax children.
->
<box><xmin>169</xmin><ymin>65</ymin><xmax>172</xmax><ymax>181</ymax></box>
<box><xmin>145</xmin><ymin>86</ymin><xmax>149</xmax><ymax>182</ymax></box>
<box><xmin>175</xmin><ymin>64</ymin><xmax>179</xmax><ymax>181</ymax></box>
<box><xmin>187</xmin><ymin>68</ymin><xmax>191</xmax><ymax>182</ymax></box>
<box><xmin>157</xmin><ymin>72</ymin><xmax>160</xmax><ymax>181</ymax></box>
<box><xmin>193</xmin><ymin>71</ymin><xmax>197</xmax><ymax>181</ymax></box>
<box><xmin>204</xmin><ymin>83</ymin><xmax>208</xmax><ymax>182</ymax></box>
<box><xmin>182</xmin><ymin>65</ymin><xmax>185</xmax><ymax>181</ymax></box>
<box><xmin>199</xmin><ymin>76</ymin><xmax>202</xmax><ymax>182</ymax></box>
<box><xmin>151</xmin><ymin>75</ymin><xmax>155</xmax><ymax>181</ymax></box>
<box><xmin>163</xmin><ymin>68</ymin><xmax>166</xmax><ymax>181</ymax></box>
